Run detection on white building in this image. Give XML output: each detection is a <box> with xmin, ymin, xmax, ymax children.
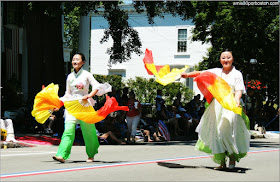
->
<box><xmin>89</xmin><ymin>5</ymin><xmax>211</xmax><ymax>95</ymax></box>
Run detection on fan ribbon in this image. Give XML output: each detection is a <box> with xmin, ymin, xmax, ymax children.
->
<box><xmin>143</xmin><ymin>49</ymin><xmax>189</xmax><ymax>86</ymax></box>
<box><xmin>194</xmin><ymin>71</ymin><xmax>242</xmax><ymax>115</ymax></box>
<box><xmin>32</xmin><ymin>83</ymin><xmax>129</xmax><ymax>124</ymax></box>
<box><xmin>64</xmin><ymin>96</ymin><xmax>129</xmax><ymax>124</ymax></box>
<box><xmin>31</xmin><ymin>83</ymin><xmax>64</xmax><ymax>124</ymax></box>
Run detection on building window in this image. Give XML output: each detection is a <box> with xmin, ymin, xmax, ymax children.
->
<box><xmin>177</xmin><ymin>29</ymin><xmax>187</xmax><ymax>53</ymax></box>
<box><xmin>108</xmin><ymin>70</ymin><xmax>126</xmax><ymax>77</ymax></box>
<box><xmin>170</xmin><ymin>65</ymin><xmax>185</xmax><ymax>83</ymax></box>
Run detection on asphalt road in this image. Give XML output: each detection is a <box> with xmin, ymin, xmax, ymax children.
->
<box><xmin>1</xmin><ymin>137</ymin><xmax>279</xmax><ymax>181</ymax></box>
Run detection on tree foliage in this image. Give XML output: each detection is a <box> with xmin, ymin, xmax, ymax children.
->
<box><xmin>126</xmin><ymin>77</ymin><xmax>194</xmax><ymax>105</ymax></box>
<box><xmin>93</xmin><ymin>74</ymin><xmax>124</xmax><ymax>92</ymax></box>
<box><xmin>101</xmin><ymin>2</ymin><xmax>142</xmax><ymax>65</ymax></box>
<box><xmin>133</xmin><ymin>1</ymin><xmax>196</xmax><ymax>23</ymax></box>
<box><xmin>19</xmin><ymin>1</ymin><xmax>279</xmax><ymax>104</ymax></box>
<box><xmin>63</xmin><ymin>6</ymin><xmax>80</xmax><ymax>54</ymax></box>
<box><xmin>63</xmin><ymin>1</ymin><xmax>142</xmax><ymax>65</ymax></box>
<box><xmin>92</xmin><ymin>74</ymin><xmax>194</xmax><ymax>106</ymax></box>
<box><xmin>133</xmin><ymin>1</ymin><xmax>279</xmax><ymax>104</ymax></box>
<box><xmin>190</xmin><ymin>2</ymin><xmax>279</xmax><ymax>103</ymax></box>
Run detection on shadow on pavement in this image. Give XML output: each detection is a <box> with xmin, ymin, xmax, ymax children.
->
<box><xmin>158</xmin><ymin>162</ymin><xmax>251</xmax><ymax>173</ymax></box>
<box><xmin>202</xmin><ymin>166</ymin><xmax>251</xmax><ymax>173</ymax></box>
<box><xmin>250</xmin><ymin>140</ymin><xmax>279</xmax><ymax>148</ymax></box>
<box><xmin>70</xmin><ymin>160</ymin><xmax>129</xmax><ymax>164</ymax></box>
<box><xmin>133</xmin><ymin>140</ymin><xmax>198</xmax><ymax>146</ymax></box>
<box><xmin>157</xmin><ymin>162</ymin><xmax>199</xmax><ymax>168</ymax></box>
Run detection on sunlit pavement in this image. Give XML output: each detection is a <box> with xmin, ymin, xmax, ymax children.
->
<box><xmin>1</xmin><ymin>137</ymin><xmax>279</xmax><ymax>181</ymax></box>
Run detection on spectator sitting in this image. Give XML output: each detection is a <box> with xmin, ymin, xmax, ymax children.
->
<box><xmin>189</xmin><ymin>95</ymin><xmax>201</xmax><ymax>120</ymax></box>
<box><xmin>112</xmin><ymin>112</ymin><xmax>128</xmax><ymax>141</ymax></box>
<box><xmin>43</xmin><ymin>114</ymin><xmax>56</xmax><ymax>134</ymax></box>
<box><xmin>184</xmin><ymin>103</ymin><xmax>200</xmax><ymax>139</ymax></box>
<box><xmin>165</xmin><ymin>106</ymin><xmax>183</xmax><ymax>136</ymax></box>
<box><xmin>155</xmin><ymin>89</ymin><xmax>166</xmax><ymax>120</ymax></box>
<box><xmin>173</xmin><ymin>93</ymin><xmax>193</xmax><ymax>134</ymax></box>
<box><xmin>156</xmin><ymin>89</ymin><xmax>184</xmax><ymax>137</ymax></box>
<box><xmin>0</xmin><ymin>118</ymin><xmax>18</xmax><ymax>143</ymax></box>
<box><xmin>176</xmin><ymin>107</ymin><xmax>192</xmax><ymax>137</ymax></box>
<box><xmin>76</xmin><ymin>121</ymin><xmax>126</xmax><ymax>145</ymax></box>
<box><xmin>96</xmin><ymin>116</ymin><xmax>126</xmax><ymax>145</ymax></box>
<box><xmin>96</xmin><ymin>129</ymin><xmax>126</xmax><ymax>145</ymax></box>
<box><xmin>198</xmin><ymin>97</ymin><xmax>206</xmax><ymax>118</ymax></box>
<box><xmin>139</xmin><ymin>115</ymin><xmax>160</xmax><ymax>142</ymax></box>
<box><xmin>119</xmin><ymin>87</ymin><xmax>129</xmax><ymax>125</ymax></box>
<box><xmin>52</xmin><ymin>106</ymin><xmax>65</xmax><ymax>138</ymax></box>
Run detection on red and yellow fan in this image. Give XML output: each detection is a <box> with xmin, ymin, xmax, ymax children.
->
<box><xmin>32</xmin><ymin>83</ymin><xmax>128</xmax><ymax>124</ymax></box>
<box><xmin>143</xmin><ymin>49</ymin><xmax>189</xmax><ymax>86</ymax></box>
<box><xmin>64</xmin><ymin>96</ymin><xmax>129</xmax><ymax>124</ymax></box>
<box><xmin>194</xmin><ymin>71</ymin><xmax>242</xmax><ymax>115</ymax></box>
<box><xmin>31</xmin><ymin>83</ymin><xmax>64</xmax><ymax>124</ymax></box>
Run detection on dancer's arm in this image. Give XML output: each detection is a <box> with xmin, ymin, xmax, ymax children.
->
<box><xmin>82</xmin><ymin>89</ymin><xmax>98</xmax><ymax>100</ymax></box>
<box><xmin>82</xmin><ymin>74</ymin><xmax>100</xmax><ymax>101</ymax></box>
<box><xmin>234</xmin><ymin>90</ymin><xmax>242</xmax><ymax>107</ymax></box>
<box><xmin>181</xmin><ymin>71</ymin><xmax>202</xmax><ymax>78</ymax></box>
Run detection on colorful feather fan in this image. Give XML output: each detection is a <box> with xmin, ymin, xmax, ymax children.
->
<box><xmin>64</xmin><ymin>96</ymin><xmax>129</xmax><ymax>124</ymax></box>
<box><xmin>31</xmin><ymin>83</ymin><xmax>64</xmax><ymax>124</ymax></box>
<box><xmin>194</xmin><ymin>71</ymin><xmax>242</xmax><ymax>115</ymax></box>
<box><xmin>143</xmin><ymin>49</ymin><xmax>189</xmax><ymax>86</ymax></box>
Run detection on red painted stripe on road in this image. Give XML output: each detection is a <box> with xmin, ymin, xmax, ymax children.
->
<box><xmin>1</xmin><ymin>148</ymin><xmax>279</xmax><ymax>179</ymax></box>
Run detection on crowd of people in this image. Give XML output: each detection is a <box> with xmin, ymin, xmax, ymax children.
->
<box><xmin>247</xmin><ymin>100</ymin><xmax>279</xmax><ymax>132</ymax></box>
<box><xmin>2</xmin><ymin>51</ymin><xmax>277</xmax><ymax>170</ymax></box>
<box><xmin>18</xmin><ymin>86</ymin><xmax>279</xmax><ymax>147</ymax></box>
<box><xmin>74</xmin><ymin>88</ymin><xmax>206</xmax><ymax>145</ymax></box>
<box><xmin>46</xmin><ymin>50</ymin><xmax>272</xmax><ymax>168</ymax></box>
<box><xmin>25</xmin><ymin>87</ymin><xmax>205</xmax><ymax>146</ymax></box>
<box><xmin>26</xmin><ymin>87</ymin><xmax>277</xmax><ymax>144</ymax></box>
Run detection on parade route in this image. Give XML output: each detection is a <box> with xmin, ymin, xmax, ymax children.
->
<box><xmin>1</xmin><ymin>137</ymin><xmax>279</xmax><ymax>181</ymax></box>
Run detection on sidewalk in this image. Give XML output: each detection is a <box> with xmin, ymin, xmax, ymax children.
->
<box><xmin>1</xmin><ymin>137</ymin><xmax>279</xmax><ymax>181</ymax></box>
<box><xmin>0</xmin><ymin>140</ymin><xmax>34</xmax><ymax>148</ymax></box>
<box><xmin>2</xmin><ymin>130</ymin><xmax>278</xmax><ymax>149</ymax></box>
<box><xmin>251</xmin><ymin>129</ymin><xmax>280</xmax><ymax>139</ymax></box>
<box><xmin>0</xmin><ymin>133</ymin><xmax>60</xmax><ymax>148</ymax></box>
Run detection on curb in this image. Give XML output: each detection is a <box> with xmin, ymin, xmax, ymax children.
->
<box><xmin>250</xmin><ymin>130</ymin><xmax>279</xmax><ymax>139</ymax></box>
<box><xmin>1</xmin><ymin>141</ymin><xmax>35</xmax><ymax>148</ymax></box>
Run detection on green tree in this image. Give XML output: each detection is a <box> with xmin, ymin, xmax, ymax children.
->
<box><xmin>134</xmin><ymin>1</ymin><xmax>279</xmax><ymax>104</ymax></box>
<box><xmin>63</xmin><ymin>6</ymin><xmax>80</xmax><ymax>54</ymax></box>
<box><xmin>126</xmin><ymin>77</ymin><xmax>194</xmax><ymax>105</ymax></box>
<box><xmin>63</xmin><ymin>1</ymin><xmax>101</xmax><ymax>56</ymax></box>
<box><xmin>101</xmin><ymin>2</ymin><xmax>142</xmax><ymax>65</ymax></box>
<box><xmin>63</xmin><ymin>1</ymin><xmax>142</xmax><ymax>65</ymax></box>
<box><xmin>94</xmin><ymin>74</ymin><xmax>124</xmax><ymax>91</ymax></box>
<box><xmin>20</xmin><ymin>1</ymin><xmax>279</xmax><ymax>104</ymax></box>
<box><xmin>190</xmin><ymin>2</ymin><xmax>279</xmax><ymax>103</ymax></box>
<box><xmin>93</xmin><ymin>74</ymin><xmax>124</xmax><ymax>102</ymax></box>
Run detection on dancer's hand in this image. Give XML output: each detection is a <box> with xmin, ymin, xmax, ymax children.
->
<box><xmin>235</xmin><ymin>98</ymin><xmax>240</xmax><ymax>107</ymax></box>
<box><xmin>82</xmin><ymin>95</ymin><xmax>89</xmax><ymax>101</ymax></box>
<box><xmin>181</xmin><ymin>73</ymin><xmax>188</xmax><ymax>78</ymax></box>
<box><xmin>234</xmin><ymin>91</ymin><xmax>242</xmax><ymax>107</ymax></box>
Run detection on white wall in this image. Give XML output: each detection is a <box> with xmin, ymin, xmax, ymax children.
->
<box><xmin>90</xmin><ymin>12</ymin><xmax>211</xmax><ymax>95</ymax></box>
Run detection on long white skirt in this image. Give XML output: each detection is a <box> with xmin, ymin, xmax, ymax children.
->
<box><xmin>195</xmin><ymin>99</ymin><xmax>250</xmax><ymax>163</ymax></box>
